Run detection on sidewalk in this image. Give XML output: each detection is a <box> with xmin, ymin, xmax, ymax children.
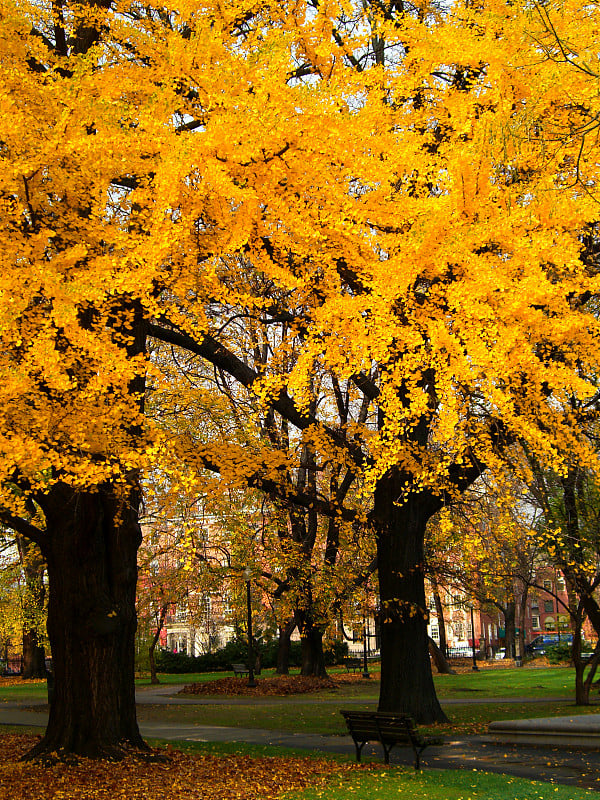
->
<box><xmin>2</xmin><ymin>689</ymin><xmax>600</xmax><ymax>792</ymax></box>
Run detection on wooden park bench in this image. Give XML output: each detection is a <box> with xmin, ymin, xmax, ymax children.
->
<box><xmin>231</xmin><ymin>663</ymin><xmax>249</xmax><ymax>677</ymax></box>
<box><xmin>340</xmin><ymin>710</ymin><xmax>444</xmax><ymax>770</ymax></box>
<box><xmin>344</xmin><ymin>657</ymin><xmax>363</xmax><ymax>673</ymax></box>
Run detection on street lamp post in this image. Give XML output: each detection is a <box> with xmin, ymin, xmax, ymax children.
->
<box><xmin>243</xmin><ymin>567</ymin><xmax>257</xmax><ymax>688</ymax></box>
<box><xmin>470</xmin><ymin>605</ymin><xmax>479</xmax><ymax>671</ymax></box>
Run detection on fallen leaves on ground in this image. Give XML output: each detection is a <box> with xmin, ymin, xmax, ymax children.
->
<box><xmin>0</xmin><ymin>734</ymin><xmax>350</xmax><ymax>799</ymax></box>
<box><xmin>178</xmin><ymin>674</ymin><xmax>379</xmax><ymax>696</ymax></box>
<box><xmin>179</xmin><ymin>676</ymin><xmax>334</xmax><ymax>696</ymax></box>
<box><xmin>0</xmin><ymin>677</ymin><xmax>46</xmax><ymax>687</ymax></box>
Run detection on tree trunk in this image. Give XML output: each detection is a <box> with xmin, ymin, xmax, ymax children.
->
<box><xmin>373</xmin><ymin>482</ymin><xmax>447</xmax><ymax>723</ymax></box>
<box><xmin>22</xmin><ymin>630</ymin><xmax>46</xmax><ymax>680</ymax></box>
<box><xmin>431</xmin><ymin>579</ymin><xmax>449</xmax><ymax>658</ymax></box>
<box><xmin>25</xmin><ymin>482</ymin><xmax>147</xmax><ymax>760</ymax></box>
<box><xmin>294</xmin><ymin>610</ymin><xmax>327</xmax><ymax>677</ymax></box>
<box><xmin>518</xmin><ymin>586</ymin><xmax>528</xmax><ymax>662</ymax></box>
<box><xmin>428</xmin><ymin>636</ymin><xmax>455</xmax><ymax>675</ymax></box>
<box><xmin>148</xmin><ymin>603</ymin><xmax>168</xmax><ymax>686</ymax></box>
<box><xmin>276</xmin><ymin>618</ymin><xmax>296</xmax><ymax>674</ymax></box>
<box><xmin>503</xmin><ymin>601</ymin><xmax>516</xmax><ymax>658</ymax></box>
<box><xmin>16</xmin><ymin>536</ymin><xmax>47</xmax><ymax>679</ymax></box>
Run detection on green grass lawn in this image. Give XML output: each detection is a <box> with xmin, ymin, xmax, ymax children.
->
<box><xmin>0</xmin><ymin>681</ymin><xmax>48</xmax><ymax>701</ymax></box>
<box><xmin>0</xmin><ymin>665</ymin><xmax>581</xmax><ymax>701</ymax></box>
<box><xmin>283</xmin><ymin>768</ymin><xmax>597</xmax><ymax>800</ymax></box>
<box><xmin>134</xmin><ymin>665</ymin><xmax>581</xmax><ymax>701</ymax></box>
<box><xmin>135</xmin><ymin>671</ymin><xmax>241</xmax><ymax>686</ymax></box>
<box><xmin>433</xmin><ymin>667</ymin><xmax>576</xmax><ymax>699</ymax></box>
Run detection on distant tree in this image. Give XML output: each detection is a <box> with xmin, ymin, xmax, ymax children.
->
<box><xmin>526</xmin><ymin>454</ymin><xmax>600</xmax><ymax>704</ymax></box>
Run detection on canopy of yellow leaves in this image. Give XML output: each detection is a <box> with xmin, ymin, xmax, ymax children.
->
<box><xmin>1</xmin><ymin>0</ymin><xmax>599</xmax><ymax>513</ymax></box>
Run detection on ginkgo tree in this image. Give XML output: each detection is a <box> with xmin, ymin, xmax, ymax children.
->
<box><xmin>1</xmin><ymin>0</ymin><xmax>600</xmax><ymax>759</ymax></box>
<box><xmin>147</xmin><ymin>0</ymin><xmax>600</xmax><ymax>723</ymax></box>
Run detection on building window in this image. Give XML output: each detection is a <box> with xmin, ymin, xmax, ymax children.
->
<box><xmin>453</xmin><ymin>622</ymin><xmax>465</xmax><ymax>639</ymax></box>
<box><xmin>544</xmin><ymin>600</ymin><xmax>554</xmax><ymax>613</ymax></box>
<box><xmin>544</xmin><ymin>617</ymin><xmax>555</xmax><ymax>631</ymax></box>
<box><xmin>543</xmin><ymin>579</ymin><xmax>552</xmax><ymax>592</ymax></box>
<box><xmin>557</xmin><ymin>578</ymin><xmax>566</xmax><ymax>591</ymax></box>
<box><xmin>530</xmin><ymin>598</ymin><xmax>539</xmax><ymax>610</ymax></box>
<box><xmin>558</xmin><ymin>614</ymin><xmax>570</xmax><ymax>631</ymax></box>
<box><xmin>531</xmin><ymin>615</ymin><xmax>541</xmax><ymax>630</ymax></box>
<box><xmin>429</xmin><ymin>623</ymin><xmax>440</xmax><ymax>641</ymax></box>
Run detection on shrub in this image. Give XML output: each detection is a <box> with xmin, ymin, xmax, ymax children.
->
<box><xmin>155</xmin><ymin>649</ymin><xmax>199</xmax><ymax>673</ymax></box>
<box><xmin>544</xmin><ymin>642</ymin><xmax>572</xmax><ymax>664</ymax></box>
<box><xmin>154</xmin><ymin>636</ymin><xmax>349</xmax><ymax>673</ymax></box>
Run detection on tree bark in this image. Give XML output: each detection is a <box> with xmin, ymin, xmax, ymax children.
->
<box><xmin>25</xmin><ymin>482</ymin><xmax>147</xmax><ymax>760</ymax></box>
<box><xmin>294</xmin><ymin>609</ymin><xmax>327</xmax><ymax>677</ymax></box>
<box><xmin>518</xmin><ymin>585</ymin><xmax>528</xmax><ymax>662</ymax></box>
<box><xmin>276</xmin><ymin>618</ymin><xmax>296</xmax><ymax>674</ymax></box>
<box><xmin>431</xmin><ymin>578</ymin><xmax>449</xmax><ymax>658</ymax></box>
<box><xmin>148</xmin><ymin>603</ymin><xmax>168</xmax><ymax>686</ymax></box>
<box><xmin>22</xmin><ymin>630</ymin><xmax>46</xmax><ymax>680</ymax></box>
<box><xmin>503</xmin><ymin>601</ymin><xmax>516</xmax><ymax>658</ymax></box>
<box><xmin>428</xmin><ymin>636</ymin><xmax>455</xmax><ymax>675</ymax></box>
<box><xmin>373</xmin><ymin>481</ymin><xmax>447</xmax><ymax>723</ymax></box>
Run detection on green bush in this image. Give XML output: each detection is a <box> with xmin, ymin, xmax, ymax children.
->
<box><xmin>544</xmin><ymin>642</ymin><xmax>572</xmax><ymax>663</ymax></box>
<box><xmin>155</xmin><ymin>649</ymin><xmax>199</xmax><ymax>673</ymax></box>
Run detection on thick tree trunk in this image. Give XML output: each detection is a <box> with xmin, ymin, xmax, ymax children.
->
<box><xmin>294</xmin><ymin>610</ymin><xmax>327</xmax><ymax>677</ymax></box>
<box><xmin>373</xmin><ymin>482</ymin><xmax>447</xmax><ymax>723</ymax></box>
<box><xmin>276</xmin><ymin>618</ymin><xmax>296</xmax><ymax>674</ymax></box>
<box><xmin>25</xmin><ymin>482</ymin><xmax>147</xmax><ymax>760</ymax></box>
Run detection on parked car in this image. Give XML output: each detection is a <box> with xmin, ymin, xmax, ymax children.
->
<box><xmin>525</xmin><ymin>634</ymin><xmax>573</xmax><ymax>656</ymax></box>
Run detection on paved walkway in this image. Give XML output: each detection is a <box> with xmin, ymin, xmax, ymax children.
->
<box><xmin>2</xmin><ymin>687</ymin><xmax>600</xmax><ymax>792</ymax></box>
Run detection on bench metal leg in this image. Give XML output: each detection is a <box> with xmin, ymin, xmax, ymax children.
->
<box><xmin>353</xmin><ymin>740</ymin><xmax>366</xmax><ymax>762</ymax></box>
<box><xmin>414</xmin><ymin>745</ymin><xmax>427</xmax><ymax>771</ymax></box>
